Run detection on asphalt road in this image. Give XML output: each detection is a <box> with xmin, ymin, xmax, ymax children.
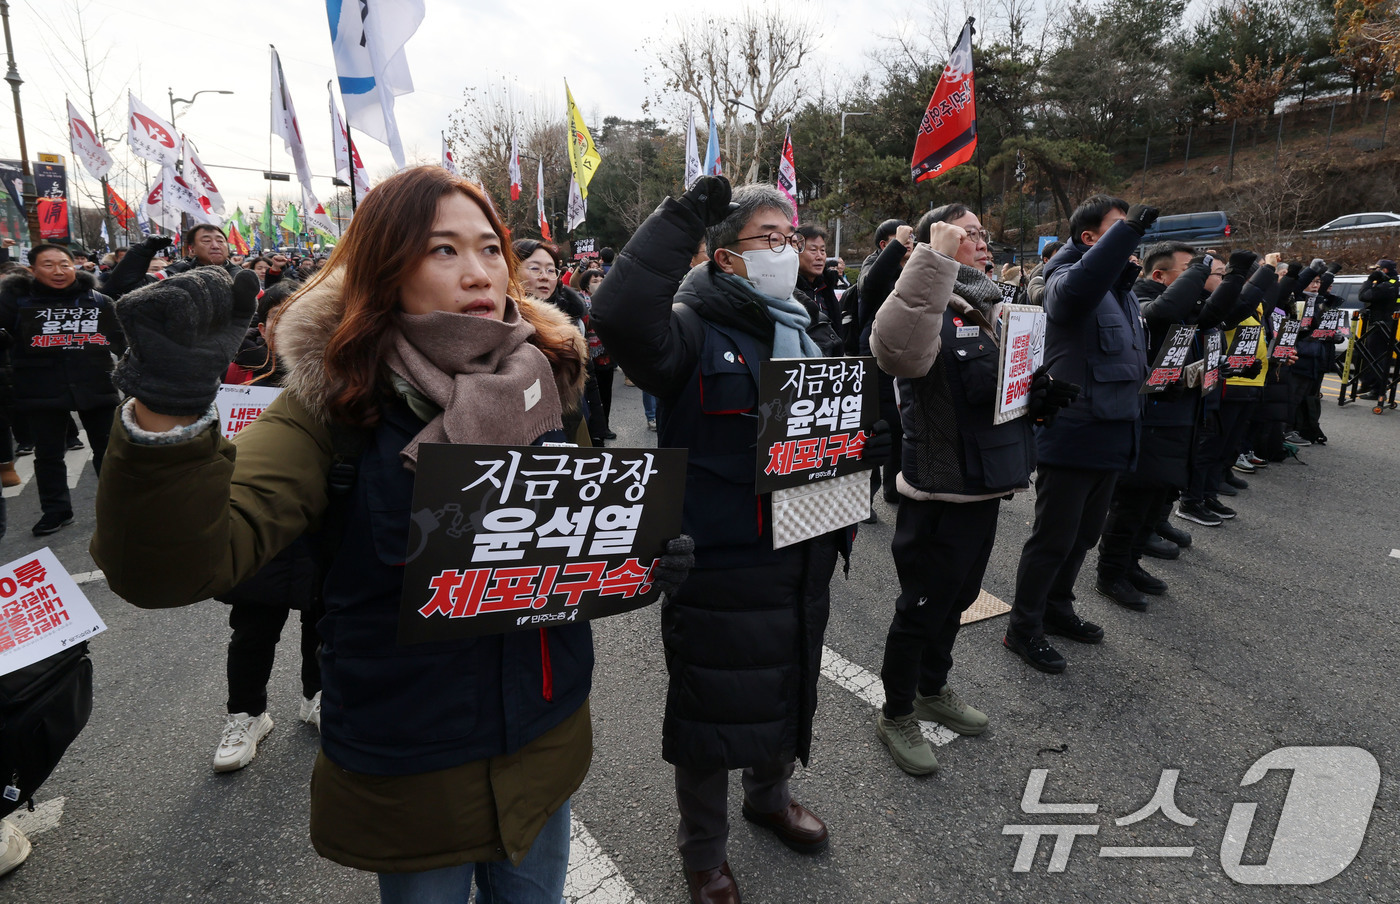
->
<box><xmin>3</xmin><ymin>378</ymin><xmax>1398</xmax><ymax>903</ymax></box>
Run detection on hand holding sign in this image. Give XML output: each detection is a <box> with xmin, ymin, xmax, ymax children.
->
<box><xmin>1027</xmin><ymin>364</ymin><xmax>1081</xmax><ymax>426</ymax></box>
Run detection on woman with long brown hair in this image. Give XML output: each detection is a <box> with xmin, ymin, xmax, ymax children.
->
<box><xmin>90</xmin><ymin>167</ymin><xmax>688</xmax><ymax>901</ymax></box>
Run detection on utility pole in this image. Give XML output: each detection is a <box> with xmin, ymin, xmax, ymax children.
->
<box><xmin>1</xmin><ymin>0</ymin><xmax>41</xmax><ymax>245</ymax></box>
<box><xmin>834</xmin><ymin>110</ymin><xmax>871</xmax><ymax>260</ymax></box>
<box><xmin>72</xmin><ymin>3</ymin><xmax>118</xmax><ymax>248</ymax></box>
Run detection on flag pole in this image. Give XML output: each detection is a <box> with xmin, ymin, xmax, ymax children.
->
<box><xmin>347</xmin><ymin>125</ymin><xmax>358</xmax><ymax>214</ymax></box>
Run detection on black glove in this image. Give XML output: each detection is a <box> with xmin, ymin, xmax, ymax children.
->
<box><xmin>140</xmin><ymin>234</ymin><xmax>174</xmax><ymax>255</ymax></box>
<box><xmin>1027</xmin><ymin>363</ymin><xmax>1081</xmax><ymax>426</ymax></box>
<box><xmin>1226</xmin><ymin>250</ymin><xmax>1258</xmax><ymax>278</ymax></box>
<box><xmin>111</xmin><ymin>268</ymin><xmax>260</xmax><ymax>416</ymax></box>
<box><xmin>678</xmin><ymin>176</ymin><xmax>736</xmax><ymax>228</ymax></box>
<box><xmin>651</xmin><ymin>535</ymin><xmax>695</xmax><ymax>599</ymax></box>
<box><xmin>1125</xmin><ymin>204</ymin><xmax>1160</xmax><ymax>235</ymax></box>
<box><xmin>1242</xmin><ymin>360</ymin><xmax>1263</xmax><ymax>379</ymax></box>
<box><xmin>1156</xmin><ymin>381</ymin><xmax>1187</xmax><ymax>402</ymax></box>
<box><xmin>1328</xmin><ymin>261</ymin><xmax>1344</xmax><ymax>274</ymax></box>
<box><xmin>1285</xmin><ymin>261</ymin><xmax>1303</xmax><ymax>280</ymax></box>
<box><xmin>860</xmin><ymin>419</ymin><xmax>894</xmax><ymax>469</ymax></box>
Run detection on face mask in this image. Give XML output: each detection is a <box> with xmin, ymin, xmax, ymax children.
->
<box><xmin>734</xmin><ymin>243</ymin><xmax>801</xmax><ymax>301</ymax></box>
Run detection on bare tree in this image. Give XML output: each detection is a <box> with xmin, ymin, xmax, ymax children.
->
<box><xmin>645</xmin><ymin>7</ymin><xmax>817</xmax><ymax>183</ymax></box>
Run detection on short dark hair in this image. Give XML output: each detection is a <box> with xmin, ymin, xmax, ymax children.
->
<box><xmin>795</xmin><ymin>224</ymin><xmax>828</xmax><ymax>242</ymax></box>
<box><xmin>512</xmin><ymin>239</ymin><xmax>561</xmax><ymax>270</ymax></box>
<box><xmin>914</xmin><ymin>203</ymin><xmax>974</xmax><ymax>244</ymax></box>
<box><xmin>1143</xmin><ymin>241</ymin><xmax>1195</xmax><ymax>275</ymax></box>
<box><xmin>1069</xmin><ymin>195</ymin><xmax>1129</xmax><ymax>243</ymax></box>
<box><xmin>874</xmin><ymin>218</ymin><xmax>907</xmax><ymax>248</ymax></box>
<box><xmin>575</xmin><ymin>269</ymin><xmax>604</xmax><ymax>294</ymax></box>
<box><xmin>28</xmin><ymin>243</ymin><xmax>74</xmax><ymax>265</ymax></box>
<box><xmin>1041</xmin><ymin>241</ymin><xmax>1063</xmax><ymax>261</ymax></box>
<box><xmin>599</xmin><ymin>246</ymin><xmax>616</xmax><ymax>264</ymax></box>
<box><xmin>185</xmin><ymin>223</ymin><xmax>224</xmax><ymax>245</ymax></box>
<box><xmin>256</xmin><ymin>279</ymin><xmax>299</xmax><ymax>325</ymax></box>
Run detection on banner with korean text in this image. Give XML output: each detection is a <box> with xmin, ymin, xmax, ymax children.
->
<box><xmin>994</xmin><ymin>304</ymin><xmax>1046</xmax><ymax>424</ymax></box>
<box><xmin>0</xmin><ymin>549</ymin><xmax>107</xmax><ymax>677</ymax></box>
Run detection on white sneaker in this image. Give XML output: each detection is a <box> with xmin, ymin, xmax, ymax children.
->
<box><xmin>299</xmin><ymin>692</ymin><xmax>321</xmax><ymax>732</ymax></box>
<box><xmin>213</xmin><ymin>711</ymin><xmax>274</xmax><ymax>773</ymax></box>
<box><xmin>0</xmin><ymin>818</ymin><xmax>32</xmax><ymax>877</ymax></box>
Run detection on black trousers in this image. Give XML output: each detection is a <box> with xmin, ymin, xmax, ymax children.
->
<box><xmin>225</xmin><ymin>603</ymin><xmax>322</xmax><ymax>717</ymax></box>
<box><xmin>880</xmin><ymin>497</ymin><xmax>1000</xmax><ymax>718</ymax></box>
<box><xmin>1009</xmin><ymin>466</ymin><xmax>1118</xmax><ymax>642</ymax></box>
<box><xmin>27</xmin><ymin>405</ymin><xmax>113</xmax><ymax>516</ymax></box>
<box><xmin>595</xmin><ymin>365</ymin><xmax>615</xmax><ymax>419</ymax></box>
<box><xmin>1097</xmin><ymin>473</ymin><xmax>1172</xmax><ymax>581</ymax></box>
<box><xmin>675</xmin><ymin>761</ymin><xmax>792</xmax><ymax>871</ymax></box>
<box><xmin>1289</xmin><ymin>372</ymin><xmax>1324</xmax><ymax>438</ymax></box>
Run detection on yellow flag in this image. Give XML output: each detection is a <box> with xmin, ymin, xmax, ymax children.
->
<box><xmin>565</xmin><ymin>80</ymin><xmax>602</xmax><ymax>198</ymax></box>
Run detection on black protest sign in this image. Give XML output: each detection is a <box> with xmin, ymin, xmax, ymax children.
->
<box><xmin>1224</xmin><ymin>325</ymin><xmax>1262</xmax><ymax>375</ymax></box>
<box><xmin>1202</xmin><ymin>328</ymin><xmax>1223</xmax><ymax>395</ymax></box>
<box><xmin>1140</xmin><ymin>324</ymin><xmax>1196</xmax><ymax>394</ymax></box>
<box><xmin>995</xmin><ymin>281</ymin><xmax>1026</xmax><ymax>308</ymax></box>
<box><xmin>755</xmin><ymin>357</ymin><xmax>880</xmax><ymax>494</ymax></box>
<box><xmin>1269</xmin><ymin>319</ymin><xmax>1301</xmax><ymax>363</ymax></box>
<box><xmin>1300</xmin><ymin>294</ymin><xmax>1318</xmax><ymax>330</ymax></box>
<box><xmin>399</xmin><ymin>444</ymin><xmax>686</xmax><ymax>643</ymax></box>
<box><xmin>1312</xmin><ymin>309</ymin><xmax>1346</xmax><ymax>340</ymax></box>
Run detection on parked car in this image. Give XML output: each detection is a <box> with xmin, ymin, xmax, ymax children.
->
<box><xmin>1305</xmin><ymin>212</ymin><xmax>1400</xmax><ymax>233</ymax></box>
<box><xmin>1139</xmin><ymin>211</ymin><xmax>1232</xmax><ymax>245</ymax></box>
<box><xmin>1324</xmin><ymin>274</ymin><xmax>1365</xmax><ymax>367</ymax></box>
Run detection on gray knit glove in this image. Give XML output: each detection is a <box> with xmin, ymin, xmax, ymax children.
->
<box><xmin>111</xmin><ymin>267</ymin><xmax>260</xmax><ymax>416</ymax></box>
<box><xmin>651</xmin><ymin>535</ymin><xmax>696</xmax><ymax>598</ymax></box>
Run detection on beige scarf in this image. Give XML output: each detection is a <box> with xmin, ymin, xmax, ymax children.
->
<box><xmin>385</xmin><ymin>299</ymin><xmax>563</xmax><ymax>469</ymax></box>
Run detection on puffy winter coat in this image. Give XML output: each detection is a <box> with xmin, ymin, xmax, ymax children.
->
<box><xmin>0</xmin><ymin>270</ymin><xmax>123</xmax><ymax>411</ymax></box>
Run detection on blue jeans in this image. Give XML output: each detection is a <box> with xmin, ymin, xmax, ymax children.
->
<box><xmin>642</xmin><ymin>393</ymin><xmax>658</xmax><ymax>420</ymax></box>
<box><xmin>377</xmin><ymin>800</ymin><xmax>571</xmax><ymax>904</ymax></box>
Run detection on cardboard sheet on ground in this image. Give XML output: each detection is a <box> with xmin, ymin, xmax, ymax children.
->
<box><xmin>398</xmin><ymin>444</ymin><xmax>686</xmax><ymax>642</ymax></box>
<box><xmin>215</xmin><ymin>384</ymin><xmax>284</xmax><ymax>438</ymax></box>
<box><xmin>0</xmin><ymin>548</ymin><xmax>107</xmax><ymax>677</ymax></box>
<box><xmin>994</xmin><ymin>304</ymin><xmax>1047</xmax><ymax>424</ymax></box>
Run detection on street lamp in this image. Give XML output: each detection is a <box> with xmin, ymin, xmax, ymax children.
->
<box><xmin>834</xmin><ymin>110</ymin><xmax>872</xmax><ymax>260</ymax></box>
<box><xmin>0</xmin><ymin>0</ymin><xmax>40</xmax><ymax>244</ymax></box>
<box><xmin>168</xmin><ymin>88</ymin><xmax>233</xmax><ymax>130</ymax></box>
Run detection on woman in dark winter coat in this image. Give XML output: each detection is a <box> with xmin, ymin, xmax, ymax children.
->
<box><xmin>92</xmin><ymin>167</ymin><xmax>690</xmax><ymax>902</ymax></box>
<box><xmin>0</xmin><ymin>243</ymin><xmax>124</xmax><ymax>535</ymax></box>
<box><xmin>574</xmin><ymin>268</ymin><xmax>618</xmax><ymax>440</ymax></box>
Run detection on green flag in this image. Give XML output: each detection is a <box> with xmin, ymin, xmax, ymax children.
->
<box><xmin>229</xmin><ymin>206</ymin><xmax>249</xmax><ymax>237</ymax></box>
<box><xmin>259</xmin><ymin>196</ymin><xmax>275</xmax><ymax>242</ymax></box>
<box><xmin>280</xmin><ymin>202</ymin><xmax>302</xmax><ymax>234</ymax></box>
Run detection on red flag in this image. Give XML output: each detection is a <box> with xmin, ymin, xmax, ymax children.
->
<box><xmin>106</xmin><ymin>183</ymin><xmax>135</xmax><ymax>228</ymax></box>
<box><xmin>226</xmin><ymin>221</ymin><xmax>251</xmax><ymax>256</ymax></box>
<box><xmin>911</xmin><ymin>20</ymin><xmax>977</xmax><ymax>183</ymax></box>
<box><xmin>38</xmin><ymin>197</ymin><xmax>70</xmax><ymax>240</ymax></box>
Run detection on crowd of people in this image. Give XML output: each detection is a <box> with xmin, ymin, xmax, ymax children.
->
<box><xmin>0</xmin><ymin>167</ymin><xmax>1391</xmax><ymax>904</ymax></box>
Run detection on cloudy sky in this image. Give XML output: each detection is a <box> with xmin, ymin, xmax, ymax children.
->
<box><xmin>0</xmin><ymin>0</ymin><xmax>939</xmax><ymax>225</ymax></box>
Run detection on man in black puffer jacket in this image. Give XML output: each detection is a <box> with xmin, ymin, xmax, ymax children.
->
<box><xmin>592</xmin><ymin>178</ymin><xmax>872</xmax><ymax>904</ymax></box>
<box><xmin>0</xmin><ymin>244</ymin><xmax>124</xmax><ymax>535</ymax></box>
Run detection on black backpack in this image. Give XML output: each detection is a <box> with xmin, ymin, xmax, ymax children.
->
<box><xmin>0</xmin><ymin>642</ymin><xmax>93</xmax><ymax>818</ymax></box>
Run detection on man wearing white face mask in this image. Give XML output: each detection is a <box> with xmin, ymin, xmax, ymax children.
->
<box><xmin>592</xmin><ymin>178</ymin><xmax>890</xmax><ymax>904</ymax></box>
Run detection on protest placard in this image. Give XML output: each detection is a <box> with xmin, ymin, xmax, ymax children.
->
<box><xmin>214</xmin><ymin>384</ymin><xmax>284</xmax><ymax>439</ymax></box>
<box><xmin>1300</xmin><ymin>294</ymin><xmax>1317</xmax><ymax>330</ymax></box>
<box><xmin>1269</xmin><ymin>319</ymin><xmax>1301</xmax><ymax>363</ymax></box>
<box><xmin>1224</xmin><ymin>324</ymin><xmax>1263</xmax><ymax>375</ymax></box>
<box><xmin>1141</xmin><ymin>324</ymin><xmax>1195</xmax><ymax>393</ymax></box>
<box><xmin>0</xmin><ymin>548</ymin><xmax>107</xmax><ymax>677</ymax></box>
<box><xmin>994</xmin><ymin>304</ymin><xmax>1047</xmax><ymax>424</ymax></box>
<box><xmin>1202</xmin><ymin>328</ymin><xmax>1223</xmax><ymax>394</ymax></box>
<box><xmin>1312</xmin><ymin>308</ymin><xmax>1347</xmax><ymax>340</ymax></box>
<box><xmin>755</xmin><ymin>357</ymin><xmax>879</xmax><ymax>494</ymax></box>
<box><xmin>398</xmin><ymin>444</ymin><xmax>686</xmax><ymax>642</ymax></box>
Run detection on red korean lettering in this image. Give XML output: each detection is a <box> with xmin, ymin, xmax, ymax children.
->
<box><xmin>552</xmin><ymin>561</ymin><xmax>608</xmax><ymax>608</ymax></box>
<box><xmin>13</xmin><ymin>559</ymin><xmax>47</xmax><ymax>589</ymax></box>
<box><xmin>599</xmin><ymin>558</ymin><xmax>654</xmax><ymax>599</ymax></box>
<box><xmin>765</xmin><ymin>441</ymin><xmax>796</xmax><ymax>476</ymax></box>
<box><xmin>792</xmin><ymin>438</ymin><xmax>824</xmax><ymax>471</ymax></box>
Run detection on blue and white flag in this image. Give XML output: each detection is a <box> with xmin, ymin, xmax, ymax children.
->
<box><xmin>684</xmin><ymin>107</ymin><xmax>701</xmax><ymax>189</ymax></box>
<box><xmin>703</xmin><ymin>107</ymin><xmax>722</xmax><ymax>176</ymax></box>
<box><xmin>324</xmin><ymin>0</ymin><xmax>424</xmax><ymax>170</ymax></box>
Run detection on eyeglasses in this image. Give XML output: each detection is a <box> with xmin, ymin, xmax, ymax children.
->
<box><xmin>729</xmin><ymin>232</ymin><xmax>806</xmax><ymax>254</ymax></box>
<box><xmin>960</xmin><ymin>228</ymin><xmax>991</xmax><ymax>245</ymax></box>
<box><xmin>525</xmin><ymin>264</ymin><xmax>559</xmax><ymax>278</ymax></box>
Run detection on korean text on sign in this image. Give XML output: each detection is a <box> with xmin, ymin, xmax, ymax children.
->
<box><xmin>755</xmin><ymin>357</ymin><xmax>879</xmax><ymax>494</ymax></box>
<box><xmin>214</xmin><ymin>384</ymin><xmax>284</xmax><ymax>439</ymax></box>
<box><xmin>0</xmin><ymin>547</ymin><xmax>107</xmax><ymax>677</ymax></box>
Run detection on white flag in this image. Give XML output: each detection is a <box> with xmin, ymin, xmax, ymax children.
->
<box><xmin>536</xmin><ymin>159</ymin><xmax>549</xmax><ymax>238</ymax></box>
<box><xmin>508</xmin><ymin>132</ymin><xmax>522</xmax><ymax>201</ymax></box>
<box><xmin>184</xmin><ymin>147</ymin><xmax>226</xmax><ymax>217</ymax></box>
<box><xmin>442</xmin><ymin>132</ymin><xmax>458</xmax><ymax>175</ymax></box>
<box><xmin>328</xmin><ymin>82</ymin><xmax>370</xmax><ymax>196</ymax></box>
<box><xmin>270</xmin><ymin>46</ymin><xmax>314</xmax><ymax>192</ymax></box>
<box><xmin>142</xmin><ymin>167</ymin><xmax>210</xmax><ymax>234</ymax></box>
<box><xmin>325</xmin><ymin>0</ymin><xmax>425</xmax><ymax>170</ymax></box>
<box><xmin>684</xmin><ymin>107</ymin><xmax>701</xmax><ymax>190</ymax></box>
<box><xmin>127</xmin><ymin>93</ymin><xmax>180</xmax><ymax>167</ymax></box>
<box><xmin>68</xmin><ymin>99</ymin><xmax>113</xmax><ymax>180</ymax></box>
<box><xmin>100</xmin><ymin>219</ymin><xmax>109</xmax><ymax>247</ymax></box>
<box><xmin>566</xmin><ymin>175</ymin><xmax>586</xmax><ymax>232</ymax></box>
<box><xmin>303</xmin><ymin>186</ymin><xmax>336</xmax><ymax>236</ymax></box>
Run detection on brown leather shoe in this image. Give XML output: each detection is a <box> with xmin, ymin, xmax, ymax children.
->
<box><xmin>684</xmin><ymin>861</ymin><xmax>741</xmax><ymax>904</ymax></box>
<box><xmin>741</xmin><ymin>798</ymin><xmax>830</xmax><ymax>854</ymax></box>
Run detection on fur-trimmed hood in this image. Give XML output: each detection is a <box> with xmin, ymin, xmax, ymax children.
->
<box><xmin>270</xmin><ymin>267</ymin><xmax>588</xmax><ymax>423</ymax></box>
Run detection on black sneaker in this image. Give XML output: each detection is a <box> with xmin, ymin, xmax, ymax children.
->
<box><xmin>1205</xmin><ymin>498</ymin><xmax>1237</xmax><ymax>519</ymax></box>
<box><xmin>1043</xmin><ymin>614</ymin><xmax>1104</xmax><ymax>645</ymax></box>
<box><xmin>1002</xmin><ymin>633</ymin><xmax>1067</xmax><ymax>673</ymax></box>
<box><xmin>604</xmin><ymin>431</ymin><xmax>618</xmax><ymax>440</ymax></box>
<box><xmin>1156</xmin><ymin>520</ymin><xmax>1192</xmax><ymax>548</ymax></box>
<box><xmin>1360</xmin><ymin>390</ymin><xmax>1380</xmax><ymax>400</ymax></box>
<box><xmin>32</xmin><ymin>511</ymin><xmax>74</xmax><ymax>536</ymax></box>
<box><xmin>1283</xmin><ymin>431</ymin><xmax>1312</xmax><ymax>447</ymax></box>
<box><xmin>1142</xmin><ymin>533</ymin><xmax>1180</xmax><ymax>560</ymax></box>
<box><xmin>14</xmin><ymin>444</ymin><xmax>33</xmax><ymax>458</ymax></box>
<box><xmin>1176</xmin><ymin>501</ymin><xmax>1223</xmax><ymax>527</ymax></box>
<box><xmin>1127</xmin><ymin>564</ymin><xmax>1167</xmax><ymax>595</ymax></box>
<box><xmin>1216</xmin><ymin>482</ymin><xmax>1238</xmax><ymax>497</ymax></box>
<box><xmin>1308</xmin><ymin>433</ymin><xmax>1327</xmax><ymax>445</ymax></box>
<box><xmin>1223</xmin><ymin>472</ymin><xmax>1249</xmax><ymax>489</ymax></box>
<box><xmin>1096</xmin><ymin>576</ymin><xmax>1148</xmax><ymax>611</ymax></box>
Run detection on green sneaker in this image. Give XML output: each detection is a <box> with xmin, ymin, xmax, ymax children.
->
<box><xmin>876</xmin><ymin>712</ymin><xmax>939</xmax><ymax>775</ymax></box>
<box><xmin>914</xmin><ymin>685</ymin><xmax>989</xmax><ymax>736</ymax></box>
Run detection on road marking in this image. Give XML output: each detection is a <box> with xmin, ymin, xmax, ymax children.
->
<box><xmin>70</xmin><ymin>571</ymin><xmax>105</xmax><ymax>585</ymax></box>
<box><xmin>566</xmin><ymin>816</ymin><xmax>645</xmax><ymax>904</ymax></box>
<box><xmin>9</xmin><ymin>797</ymin><xmax>65</xmax><ymax>837</ymax></box>
<box><xmin>820</xmin><ymin>646</ymin><xmax>959</xmax><ymax>747</ymax></box>
<box><xmin>1390</xmin><ymin>549</ymin><xmax>1400</xmax><ymax>560</ymax></box>
<box><xmin>3</xmin><ymin>447</ymin><xmax>93</xmax><ymax>498</ymax></box>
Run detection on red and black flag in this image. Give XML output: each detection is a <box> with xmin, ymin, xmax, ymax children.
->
<box><xmin>911</xmin><ymin>19</ymin><xmax>977</xmax><ymax>183</ymax></box>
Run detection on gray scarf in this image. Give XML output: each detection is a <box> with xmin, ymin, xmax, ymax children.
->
<box><xmin>953</xmin><ymin>264</ymin><xmax>1002</xmax><ymax>316</ymax></box>
<box><xmin>717</xmin><ymin>272</ymin><xmax>822</xmax><ymax>358</ymax></box>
